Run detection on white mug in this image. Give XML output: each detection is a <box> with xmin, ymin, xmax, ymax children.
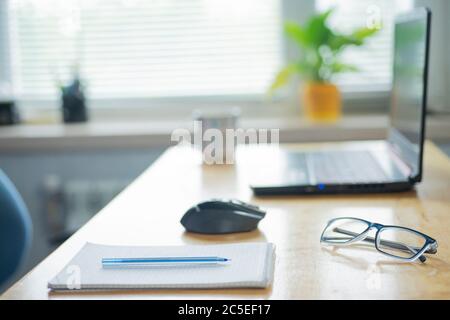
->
<box><xmin>192</xmin><ymin>107</ymin><xmax>240</xmax><ymax>165</ymax></box>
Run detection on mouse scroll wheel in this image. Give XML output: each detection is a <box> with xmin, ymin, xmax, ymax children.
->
<box><xmin>195</xmin><ymin>206</ymin><xmax>201</xmax><ymax>212</ymax></box>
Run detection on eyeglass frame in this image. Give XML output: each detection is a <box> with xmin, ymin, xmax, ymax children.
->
<box><xmin>320</xmin><ymin>217</ymin><xmax>438</xmax><ymax>263</ymax></box>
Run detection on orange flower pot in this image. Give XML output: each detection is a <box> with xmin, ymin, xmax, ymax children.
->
<box><xmin>302</xmin><ymin>83</ymin><xmax>341</xmax><ymax>122</ymax></box>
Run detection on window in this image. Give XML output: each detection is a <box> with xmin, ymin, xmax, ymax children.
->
<box><xmin>0</xmin><ymin>1</ymin><xmax>13</xmax><ymax>98</ymax></box>
<box><xmin>7</xmin><ymin>0</ymin><xmax>283</xmax><ymax>102</ymax></box>
<box><xmin>316</xmin><ymin>0</ymin><xmax>414</xmax><ymax>93</ymax></box>
<box><xmin>1</xmin><ymin>0</ymin><xmax>419</xmax><ymax>109</ymax></box>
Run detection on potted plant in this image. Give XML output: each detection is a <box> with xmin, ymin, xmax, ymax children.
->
<box><xmin>270</xmin><ymin>9</ymin><xmax>378</xmax><ymax>122</ymax></box>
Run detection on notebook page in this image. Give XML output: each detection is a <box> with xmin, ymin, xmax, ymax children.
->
<box><xmin>49</xmin><ymin>242</ymin><xmax>275</xmax><ymax>290</ymax></box>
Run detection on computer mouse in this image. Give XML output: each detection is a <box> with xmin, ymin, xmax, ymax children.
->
<box><xmin>181</xmin><ymin>199</ymin><xmax>266</xmax><ymax>234</ymax></box>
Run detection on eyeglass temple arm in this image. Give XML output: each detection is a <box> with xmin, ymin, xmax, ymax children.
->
<box><xmin>332</xmin><ymin>228</ymin><xmax>434</xmax><ymax>262</ymax></box>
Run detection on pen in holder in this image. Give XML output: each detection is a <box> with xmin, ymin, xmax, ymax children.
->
<box><xmin>61</xmin><ymin>77</ymin><xmax>88</xmax><ymax>123</ymax></box>
<box><xmin>0</xmin><ymin>100</ymin><xmax>20</xmax><ymax>125</ymax></box>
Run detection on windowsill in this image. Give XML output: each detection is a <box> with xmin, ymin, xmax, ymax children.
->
<box><xmin>1</xmin><ymin>113</ymin><xmax>449</xmax><ymax>152</ymax></box>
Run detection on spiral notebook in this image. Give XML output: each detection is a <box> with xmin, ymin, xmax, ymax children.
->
<box><xmin>48</xmin><ymin>242</ymin><xmax>275</xmax><ymax>290</ymax></box>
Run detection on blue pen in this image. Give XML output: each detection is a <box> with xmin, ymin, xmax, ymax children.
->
<box><xmin>102</xmin><ymin>256</ymin><xmax>231</xmax><ymax>268</ymax></box>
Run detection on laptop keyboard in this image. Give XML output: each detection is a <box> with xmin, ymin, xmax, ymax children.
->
<box><xmin>307</xmin><ymin>150</ymin><xmax>387</xmax><ymax>184</ymax></box>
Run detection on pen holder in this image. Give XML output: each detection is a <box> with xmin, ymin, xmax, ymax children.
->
<box><xmin>61</xmin><ymin>78</ymin><xmax>88</xmax><ymax>123</ymax></box>
<box><xmin>0</xmin><ymin>100</ymin><xmax>20</xmax><ymax>125</ymax></box>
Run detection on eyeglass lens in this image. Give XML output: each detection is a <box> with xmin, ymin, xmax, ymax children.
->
<box><xmin>377</xmin><ymin>227</ymin><xmax>427</xmax><ymax>259</ymax></box>
<box><xmin>321</xmin><ymin>218</ymin><xmax>369</xmax><ymax>244</ymax></box>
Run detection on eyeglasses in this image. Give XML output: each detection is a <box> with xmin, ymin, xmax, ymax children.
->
<box><xmin>320</xmin><ymin>217</ymin><xmax>438</xmax><ymax>263</ymax></box>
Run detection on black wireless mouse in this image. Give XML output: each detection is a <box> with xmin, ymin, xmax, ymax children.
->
<box><xmin>181</xmin><ymin>199</ymin><xmax>266</xmax><ymax>234</ymax></box>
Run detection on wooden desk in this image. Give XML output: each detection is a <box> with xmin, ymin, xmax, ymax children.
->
<box><xmin>2</xmin><ymin>141</ymin><xmax>450</xmax><ymax>299</ymax></box>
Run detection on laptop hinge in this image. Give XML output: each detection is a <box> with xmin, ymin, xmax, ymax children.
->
<box><xmin>387</xmin><ymin>143</ymin><xmax>413</xmax><ymax>179</ymax></box>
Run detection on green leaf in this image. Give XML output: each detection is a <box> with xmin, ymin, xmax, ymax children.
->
<box><xmin>328</xmin><ymin>27</ymin><xmax>378</xmax><ymax>52</ymax></box>
<box><xmin>305</xmin><ymin>9</ymin><xmax>333</xmax><ymax>48</ymax></box>
<box><xmin>329</xmin><ymin>34</ymin><xmax>362</xmax><ymax>51</ymax></box>
<box><xmin>330</xmin><ymin>62</ymin><xmax>358</xmax><ymax>74</ymax></box>
<box><xmin>268</xmin><ymin>64</ymin><xmax>298</xmax><ymax>95</ymax></box>
<box><xmin>284</xmin><ymin>21</ymin><xmax>308</xmax><ymax>48</ymax></box>
<box><xmin>352</xmin><ymin>27</ymin><xmax>379</xmax><ymax>41</ymax></box>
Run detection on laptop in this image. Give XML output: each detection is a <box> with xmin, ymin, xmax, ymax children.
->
<box><xmin>250</xmin><ymin>8</ymin><xmax>431</xmax><ymax>196</ymax></box>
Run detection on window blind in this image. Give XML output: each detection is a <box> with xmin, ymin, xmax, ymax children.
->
<box><xmin>9</xmin><ymin>0</ymin><xmax>283</xmax><ymax>101</ymax></box>
<box><xmin>316</xmin><ymin>0</ymin><xmax>414</xmax><ymax>92</ymax></box>
<box><xmin>0</xmin><ymin>0</ymin><xmax>12</xmax><ymax>97</ymax></box>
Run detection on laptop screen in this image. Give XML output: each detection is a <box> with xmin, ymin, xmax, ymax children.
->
<box><xmin>389</xmin><ymin>8</ymin><xmax>430</xmax><ymax>181</ymax></box>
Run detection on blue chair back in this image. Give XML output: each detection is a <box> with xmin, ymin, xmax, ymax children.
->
<box><xmin>0</xmin><ymin>169</ymin><xmax>32</xmax><ymax>290</ymax></box>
